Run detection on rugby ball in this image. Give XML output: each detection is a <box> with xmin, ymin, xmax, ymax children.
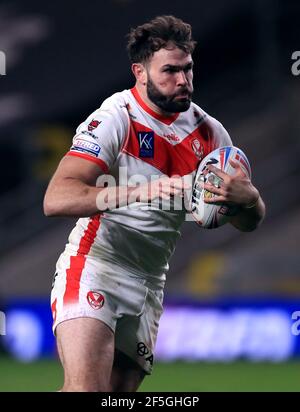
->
<box><xmin>190</xmin><ymin>146</ymin><xmax>251</xmax><ymax>229</ymax></box>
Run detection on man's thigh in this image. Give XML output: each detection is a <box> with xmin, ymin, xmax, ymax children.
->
<box><xmin>110</xmin><ymin>349</ymin><xmax>146</xmax><ymax>392</ymax></box>
<box><xmin>56</xmin><ymin>317</ymin><xmax>115</xmax><ymax>392</ymax></box>
<box><xmin>114</xmin><ymin>287</ymin><xmax>164</xmax><ymax>376</ymax></box>
<box><xmin>51</xmin><ymin>255</ymin><xmax>163</xmax><ymax>390</ymax></box>
<box><xmin>110</xmin><ymin>287</ymin><xmax>164</xmax><ymax>392</ymax></box>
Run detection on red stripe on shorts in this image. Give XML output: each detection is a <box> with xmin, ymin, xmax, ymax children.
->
<box><xmin>63</xmin><ymin>214</ymin><xmax>101</xmax><ymax>306</ymax></box>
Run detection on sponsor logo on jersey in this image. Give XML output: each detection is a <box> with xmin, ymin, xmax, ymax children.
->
<box><xmin>71</xmin><ymin>138</ymin><xmax>100</xmax><ymax>157</ymax></box>
<box><xmin>163</xmin><ymin>133</ymin><xmax>180</xmax><ymax>142</ymax></box>
<box><xmin>87</xmin><ymin>291</ymin><xmax>105</xmax><ymax>310</ymax></box>
<box><xmin>88</xmin><ymin>119</ymin><xmax>101</xmax><ymax>131</ymax></box>
<box><xmin>137</xmin><ymin>131</ymin><xmax>154</xmax><ymax>158</ymax></box>
<box><xmin>191</xmin><ymin>138</ymin><xmax>204</xmax><ymax>159</ymax></box>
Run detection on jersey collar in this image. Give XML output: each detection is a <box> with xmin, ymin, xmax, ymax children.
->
<box><xmin>131</xmin><ymin>86</ymin><xmax>180</xmax><ymax>126</ymax></box>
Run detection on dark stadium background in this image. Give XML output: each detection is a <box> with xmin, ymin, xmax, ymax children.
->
<box><xmin>0</xmin><ymin>0</ymin><xmax>300</xmax><ymax>391</ymax></box>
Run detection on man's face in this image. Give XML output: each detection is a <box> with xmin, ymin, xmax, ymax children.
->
<box><xmin>145</xmin><ymin>46</ymin><xmax>194</xmax><ymax>113</ymax></box>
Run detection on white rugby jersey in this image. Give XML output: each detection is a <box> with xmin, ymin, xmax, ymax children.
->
<box><xmin>62</xmin><ymin>87</ymin><xmax>232</xmax><ymax>284</ymax></box>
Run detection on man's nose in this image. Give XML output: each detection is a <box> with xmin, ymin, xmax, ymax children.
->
<box><xmin>176</xmin><ymin>70</ymin><xmax>188</xmax><ymax>86</ymax></box>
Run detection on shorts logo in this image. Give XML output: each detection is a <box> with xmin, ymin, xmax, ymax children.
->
<box><xmin>137</xmin><ymin>131</ymin><xmax>154</xmax><ymax>158</ymax></box>
<box><xmin>191</xmin><ymin>138</ymin><xmax>204</xmax><ymax>160</ymax></box>
<box><xmin>71</xmin><ymin>138</ymin><xmax>100</xmax><ymax>157</ymax></box>
<box><xmin>137</xmin><ymin>342</ymin><xmax>153</xmax><ymax>365</ymax></box>
<box><xmin>87</xmin><ymin>291</ymin><xmax>105</xmax><ymax>310</ymax></box>
<box><xmin>88</xmin><ymin>119</ymin><xmax>101</xmax><ymax>131</ymax></box>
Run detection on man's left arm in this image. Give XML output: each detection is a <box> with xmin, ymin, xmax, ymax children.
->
<box><xmin>229</xmin><ymin>194</ymin><xmax>265</xmax><ymax>232</ymax></box>
<box><xmin>203</xmin><ymin>159</ymin><xmax>266</xmax><ymax>232</ymax></box>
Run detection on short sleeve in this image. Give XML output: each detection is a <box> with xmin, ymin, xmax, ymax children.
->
<box><xmin>66</xmin><ymin>103</ymin><xmax>128</xmax><ymax>173</ymax></box>
<box><xmin>210</xmin><ymin>117</ymin><xmax>233</xmax><ymax>150</ymax></box>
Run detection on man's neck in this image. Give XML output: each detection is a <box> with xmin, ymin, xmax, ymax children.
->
<box><xmin>135</xmin><ymin>83</ymin><xmax>175</xmax><ymax>117</ymax></box>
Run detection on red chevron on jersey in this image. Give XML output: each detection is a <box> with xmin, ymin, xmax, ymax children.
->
<box><xmin>63</xmin><ymin>88</ymin><xmax>233</xmax><ymax>279</ymax></box>
<box><xmin>122</xmin><ymin>119</ymin><xmax>210</xmax><ymax>177</ymax></box>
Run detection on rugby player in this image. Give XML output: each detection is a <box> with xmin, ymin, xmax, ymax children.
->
<box><xmin>44</xmin><ymin>15</ymin><xmax>265</xmax><ymax>392</ymax></box>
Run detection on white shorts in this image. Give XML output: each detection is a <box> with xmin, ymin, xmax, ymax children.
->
<box><xmin>50</xmin><ymin>252</ymin><xmax>164</xmax><ymax>374</ymax></box>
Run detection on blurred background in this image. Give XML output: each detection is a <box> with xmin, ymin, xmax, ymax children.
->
<box><xmin>0</xmin><ymin>0</ymin><xmax>300</xmax><ymax>391</ymax></box>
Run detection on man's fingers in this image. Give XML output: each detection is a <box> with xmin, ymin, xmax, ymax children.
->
<box><xmin>204</xmin><ymin>196</ymin><xmax>225</xmax><ymax>205</ymax></box>
<box><xmin>203</xmin><ymin>183</ymin><xmax>224</xmax><ymax>196</ymax></box>
<box><xmin>169</xmin><ymin>177</ymin><xmax>191</xmax><ymax>190</ymax></box>
<box><xmin>161</xmin><ymin>192</ymin><xmax>172</xmax><ymax>200</ymax></box>
<box><xmin>162</xmin><ymin>177</ymin><xmax>191</xmax><ymax>193</ymax></box>
<box><xmin>162</xmin><ymin>186</ymin><xmax>185</xmax><ymax>197</ymax></box>
<box><xmin>202</xmin><ymin>183</ymin><xmax>227</xmax><ymax>204</ymax></box>
<box><xmin>150</xmin><ymin>176</ymin><xmax>191</xmax><ymax>200</ymax></box>
<box><xmin>229</xmin><ymin>159</ymin><xmax>238</xmax><ymax>168</ymax></box>
<box><xmin>206</xmin><ymin>165</ymin><xmax>227</xmax><ymax>179</ymax></box>
<box><xmin>229</xmin><ymin>159</ymin><xmax>247</xmax><ymax>177</ymax></box>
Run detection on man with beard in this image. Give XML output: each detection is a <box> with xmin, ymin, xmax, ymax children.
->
<box><xmin>44</xmin><ymin>15</ymin><xmax>265</xmax><ymax>392</ymax></box>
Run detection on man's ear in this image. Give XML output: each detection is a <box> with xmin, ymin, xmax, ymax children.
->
<box><xmin>131</xmin><ymin>63</ymin><xmax>147</xmax><ymax>85</ymax></box>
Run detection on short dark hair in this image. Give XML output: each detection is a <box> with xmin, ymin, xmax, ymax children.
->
<box><xmin>127</xmin><ymin>15</ymin><xmax>196</xmax><ymax>64</ymax></box>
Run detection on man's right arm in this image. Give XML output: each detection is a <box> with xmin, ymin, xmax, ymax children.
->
<box><xmin>44</xmin><ymin>155</ymin><xmax>109</xmax><ymax>217</ymax></box>
<box><xmin>43</xmin><ymin>156</ymin><xmax>188</xmax><ymax>218</ymax></box>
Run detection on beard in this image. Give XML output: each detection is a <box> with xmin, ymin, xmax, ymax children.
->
<box><xmin>146</xmin><ymin>76</ymin><xmax>193</xmax><ymax>113</ymax></box>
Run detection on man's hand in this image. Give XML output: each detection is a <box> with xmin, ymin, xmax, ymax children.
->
<box><xmin>96</xmin><ymin>175</ymin><xmax>191</xmax><ymax>211</ymax></box>
<box><xmin>136</xmin><ymin>176</ymin><xmax>190</xmax><ymax>202</ymax></box>
<box><xmin>202</xmin><ymin>159</ymin><xmax>259</xmax><ymax>208</ymax></box>
<box><xmin>200</xmin><ymin>159</ymin><xmax>265</xmax><ymax>232</ymax></box>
